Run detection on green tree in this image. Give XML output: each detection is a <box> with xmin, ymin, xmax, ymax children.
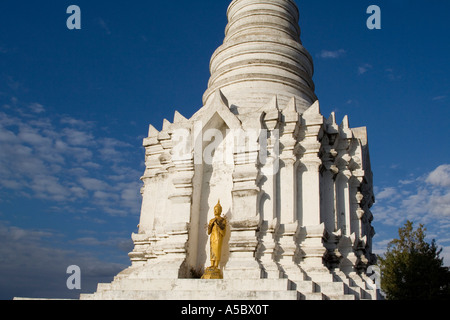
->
<box><xmin>378</xmin><ymin>220</ymin><xmax>450</xmax><ymax>300</ymax></box>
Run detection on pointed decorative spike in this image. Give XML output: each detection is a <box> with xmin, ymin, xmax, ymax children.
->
<box><xmin>303</xmin><ymin>100</ymin><xmax>320</xmax><ymax>116</ymax></box>
<box><xmin>338</xmin><ymin>115</ymin><xmax>353</xmax><ymax>139</ymax></box>
<box><xmin>173</xmin><ymin>110</ymin><xmax>188</xmax><ymax>123</ymax></box>
<box><xmin>262</xmin><ymin>96</ymin><xmax>281</xmax><ymax>129</ymax></box>
<box><xmin>340</xmin><ymin>115</ymin><xmax>349</xmax><ymax>129</ymax></box>
<box><xmin>148</xmin><ymin>124</ymin><xmax>159</xmax><ymax>138</ymax></box>
<box><xmin>325</xmin><ymin>111</ymin><xmax>339</xmax><ymax>134</ymax></box>
<box><xmin>282</xmin><ymin>97</ymin><xmax>300</xmax><ymax>124</ymax></box>
<box><xmin>327</xmin><ymin>111</ymin><xmax>337</xmax><ymax>125</ymax></box>
<box><xmin>162</xmin><ymin>119</ymin><xmax>172</xmax><ymax>131</ymax></box>
<box><xmin>301</xmin><ymin>100</ymin><xmax>323</xmax><ymax>127</ymax></box>
<box><xmin>267</xmin><ymin>95</ymin><xmax>279</xmax><ymax>111</ymax></box>
<box><xmin>284</xmin><ymin>97</ymin><xmax>297</xmax><ymax>114</ymax></box>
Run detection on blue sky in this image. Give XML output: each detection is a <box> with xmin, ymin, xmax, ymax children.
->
<box><xmin>0</xmin><ymin>0</ymin><xmax>449</xmax><ymax>299</ymax></box>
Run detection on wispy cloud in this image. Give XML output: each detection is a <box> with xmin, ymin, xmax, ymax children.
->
<box><xmin>385</xmin><ymin>68</ymin><xmax>402</xmax><ymax>81</ymax></box>
<box><xmin>0</xmin><ymin>98</ymin><xmax>143</xmax><ymax>216</ymax></box>
<box><xmin>70</xmin><ymin>235</ymin><xmax>133</xmax><ymax>252</ymax></box>
<box><xmin>426</xmin><ymin>164</ymin><xmax>450</xmax><ymax>187</ymax></box>
<box><xmin>28</xmin><ymin>103</ymin><xmax>46</xmax><ymax>114</ymax></box>
<box><xmin>372</xmin><ymin>164</ymin><xmax>450</xmax><ymax>264</ymax></box>
<box><xmin>0</xmin><ymin>221</ymin><xmax>127</xmax><ymax>299</ymax></box>
<box><xmin>4</xmin><ymin>75</ymin><xmax>23</xmax><ymax>91</ymax></box>
<box><xmin>358</xmin><ymin>63</ymin><xmax>373</xmax><ymax>75</ymax></box>
<box><xmin>374</xmin><ymin>164</ymin><xmax>450</xmax><ymax>225</ymax></box>
<box><xmin>317</xmin><ymin>49</ymin><xmax>346</xmax><ymax>59</ymax></box>
<box><xmin>97</xmin><ymin>18</ymin><xmax>112</xmax><ymax>35</ymax></box>
<box><xmin>376</xmin><ymin>187</ymin><xmax>399</xmax><ymax>201</ymax></box>
<box><xmin>432</xmin><ymin>95</ymin><xmax>447</xmax><ymax>101</ymax></box>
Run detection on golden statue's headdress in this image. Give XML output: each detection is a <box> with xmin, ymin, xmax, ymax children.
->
<box><xmin>214</xmin><ymin>200</ymin><xmax>222</xmax><ymax>215</ymax></box>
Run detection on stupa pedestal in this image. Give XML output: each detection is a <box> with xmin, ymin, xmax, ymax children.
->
<box><xmin>81</xmin><ymin>0</ymin><xmax>379</xmax><ymax>300</ymax></box>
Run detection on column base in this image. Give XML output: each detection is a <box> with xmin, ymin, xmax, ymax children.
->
<box><xmin>224</xmin><ymin>252</ymin><xmax>262</xmax><ymax>279</ymax></box>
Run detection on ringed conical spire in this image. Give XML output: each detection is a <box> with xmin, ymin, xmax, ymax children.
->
<box><xmin>203</xmin><ymin>0</ymin><xmax>317</xmax><ymax>113</ymax></box>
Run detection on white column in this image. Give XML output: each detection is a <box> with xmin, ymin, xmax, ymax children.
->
<box><xmin>259</xmin><ymin>106</ymin><xmax>282</xmax><ymax>278</ymax></box>
<box><xmin>129</xmin><ymin>129</ymin><xmax>164</xmax><ymax>266</ymax></box>
<box><xmin>297</xmin><ymin>102</ymin><xmax>331</xmax><ymax>279</ymax></box>
<box><xmin>224</xmin><ymin>128</ymin><xmax>262</xmax><ymax>279</ymax></box>
<box><xmin>276</xmin><ymin>98</ymin><xmax>303</xmax><ymax>280</ymax></box>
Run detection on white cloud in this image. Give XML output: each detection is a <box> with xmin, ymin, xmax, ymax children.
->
<box><xmin>432</xmin><ymin>95</ymin><xmax>447</xmax><ymax>101</ymax></box>
<box><xmin>426</xmin><ymin>164</ymin><xmax>450</xmax><ymax>187</ymax></box>
<box><xmin>358</xmin><ymin>63</ymin><xmax>372</xmax><ymax>75</ymax></box>
<box><xmin>99</xmin><ymin>137</ymin><xmax>132</xmax><ymax>163</ymax></box>
<box><xmin>372</xmin><ymin>238</ymin><xmax>392</xmax><ymax>257</ymax></box>
<box><xmin>31</xmin><ymin>174</ymin><xmax>68</xmax><ymax>202</ymax></box>
<box><xmin>28</xmin><ymin>103</ymin><xmax>45</xmax><ymax>114</ymax></box>
<box><xmin>97</xmin><ymin>18</ymin><xmax>112</xmax><ymax>35</ymax></box>
<box><xmin>5</xmin><ymin>75</ymin><xmax>22</xmax><ymax>91</ymax></box>
<box><xmin>372</xmin><ymin>164</ymin><xmax>450</xmax><ymax>265</ymax></box>
<box><xmin>428</xmin><ymin>190</ymin><xmax>450</xmax><ymax>216</ymax></box>
<box><xmin>71</xmin><ymin>235</ymin><xmax>133</xmax><ymax>252</ymax></box>
<box><xmin>385</xmin><ymin>68</ymin><xmax>402</xmax><ymax>81</ymax></box>
<box><xmin>0</xmin><ymin>98</ymin><xmax>143</xmax><ymax>299</ymax></box>
<box><xmin>317</xmin><ymin>49</ymin><xmax>346</xmax><ymax>59</ymax></box>
<box><xmin>0</xmin><ymin>99</ymin><xmax>143</xmax><ymax>215</ymax></box>
<box><xmin>376</xmin><ymin>187</ymin><xmax>398</xmax><ymax>201</ymax></box>
<box><xmin>79</xmin><ymin>177</ymin><xmax>109</xmax><ymax>191</ymax></box>
<box><xmin>60</xmin><ymin>116</ymin><xmax>94</xmax><ymax>129</ymax></box>
<box><xmin>0</xmin><ymin>221</ymin><xmax>127</xmax><ymax>299</ymax></box>
<box><xmin>373</xmin><ymin>235</ymin><xmax>450</xmax><ymax>266</ymax></box>
<box><xmin>63</xmin><ymin>128</ymin><xmax>95</xmax><ymax>146</ymax></box>
<box><xmin>440</xmin><ymin>246</ymin><xmax>450</xmax><ymax>267</ymax></box>
<box><xmin>399</xmin><ymin>179</ymin><xmax>415</xmax><ymax>185</ymax></box>
<box><xmin>374</xmin><ymin>173</ymin><xmax>450</xmax><ymax>226</ymax></box>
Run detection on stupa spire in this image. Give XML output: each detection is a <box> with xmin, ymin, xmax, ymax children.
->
<box><xmin>203</xmin><ymin>0</ymin><xmax>317</xmax><ymax>113</ymax></box>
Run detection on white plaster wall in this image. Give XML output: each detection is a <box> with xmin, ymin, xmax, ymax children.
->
<box><xmin>336</xmin><ymin>173</ymin><xmax>350</xmax><ymax>236</ymax></box>
<box><xmin>188</xmin><ymin>114</ymin><xmax>234</xmax><ymax>273</ymax></box>
<box><xmin>320</xmin><ymin>170</ymin><xmax>336</xmax><ymax>233</ymax></box>
<box><xmin>139</xmin><ymin>178</ymin><xmax>157</xmax><ymax>234</ymax></box>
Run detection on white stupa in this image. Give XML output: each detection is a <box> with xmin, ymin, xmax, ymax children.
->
<box><xmin>81</xmin><ymin>0</ymin><xmax>380</xmax><ymax>300</ymax></box>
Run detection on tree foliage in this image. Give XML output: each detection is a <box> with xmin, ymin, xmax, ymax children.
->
<box><xmin>378</xmin><ymin>221</ymin><xmax>450</xmax><ymax>300</ymax></box>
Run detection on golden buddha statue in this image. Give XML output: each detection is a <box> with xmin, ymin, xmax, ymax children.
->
<box><xmin>201</xmin><ymin>200</ymin><xmax>227</xmax><ymax>279</ymax></box>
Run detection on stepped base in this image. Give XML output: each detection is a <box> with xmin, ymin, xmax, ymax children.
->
<box><xmin>81</xmin><ymin>289</ymin><xmax>298</xmax><ymax>301</ymax></box>
<box><xmin>80</xmin><ymin>279</ymin><xmax>298</xmax><ymax>301</ymax></box>
<box><xmin>79</xmin><ymin>271</ymin><xmax>378</xmax><ymax>300</ymax></box>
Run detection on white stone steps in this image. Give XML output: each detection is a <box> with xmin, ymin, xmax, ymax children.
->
<box><xmin>82</xmin><ymin>276</ymin><xmax>374</xmax><ymax>301</ymax></box>
<box><xmin>326</xmin><ymin>294</ymin><xmax>356</xmax><ymax>300</ymax></box>
<box><xmin>82</xmin><ymin>289</ymin><xmax>299</xmax><ymax>301</ymax></box>
<box><xmin>345</xmin><ymin>285</ymin><xmax>362</xmax><ymax>300</ymax></box>
<box><xmin>80</xmin><ymin>278</ymin><xmax>305</xmax><ymax>301</ymax></box>
<box><xmin>332</xmin><ymin>271</ymin><xmax>377</xmax><ymax>300</ymax></box>
<box><xmin>97</xmin><ymin>279</ymin><xmax>294</xmax><ymax>292</ymax></box>
<box><xmin>298</xmin><ymin>292</ymin><xmax>325</xmax><ymax>300</ymax></box>
<box><xmin>292</xmin><ymin>280</ymin><xmax>315</xmax><ymax>293</ymax></box>
<box><xmin>360</xmin><ymin>288</ymin><xmax>377</xmax><ymax>300</ymax></box>
<box><xmin>315</xmin><ymin>281</ymin><xmax>346</xmax><ymax>296</ymax></box>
